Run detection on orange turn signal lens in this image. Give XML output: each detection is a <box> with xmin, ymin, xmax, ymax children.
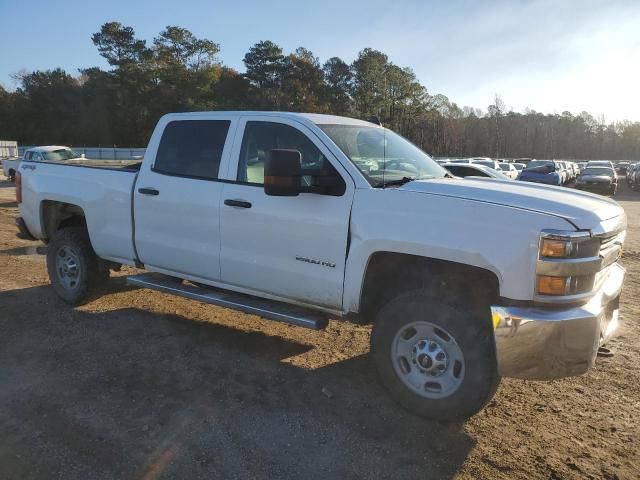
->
<box><xmin>537</xmin><ymin>275</ymin><xmax>569</xmax><ymax>295</ymax></box>
<box><xmin>541</xmin><ymin>238</ymin><xmax>568</xmax><ymax>258</ymax></box>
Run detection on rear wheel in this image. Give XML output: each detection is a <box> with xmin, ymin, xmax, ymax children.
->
<box><xmin>46</xmin><ymin>227</ymin><xmax>109</xmax><ymax>305</ymax></box>
<box><xmin>371</xmin><ymin>289</ymin><xmax>500</xmax><ymax>421</ymax></box>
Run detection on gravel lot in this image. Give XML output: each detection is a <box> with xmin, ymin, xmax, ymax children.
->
<box><xmin>0</xmin><ymin>177</ymin><xmax>638</xmax><ymax>479</ymax></box>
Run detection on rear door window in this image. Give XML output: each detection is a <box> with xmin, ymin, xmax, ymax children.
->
<box><xmin>154</xmin><ymin>120</ymin><xmax>231</xmax><ymax>180</ymax></box>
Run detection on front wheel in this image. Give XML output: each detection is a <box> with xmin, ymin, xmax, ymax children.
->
<box><xmin>46</xmin><ymin>227</ymin><xmax>109</xmax><ymax>305</ymax></box>
<box><xmin>371</xmin><ymin>289</ymin><xmax>500</xmax><ymax>421</ymax></box>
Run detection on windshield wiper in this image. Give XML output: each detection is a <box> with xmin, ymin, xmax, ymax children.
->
<box><xmin>376</xmin><ymin>176</ymin><xmax>435</xmax><ymax>188</ymax></box>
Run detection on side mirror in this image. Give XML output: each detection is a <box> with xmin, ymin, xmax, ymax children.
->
<box><xmin>264</xmin><ymin>149</ymin><xmax>302</xmax><ymax>196</ymax></box>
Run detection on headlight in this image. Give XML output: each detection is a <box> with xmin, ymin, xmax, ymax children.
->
<box><xmin>536</xmin><ymin>230</ymin><xmax>600</xmax><ymax>297</ymax></box>
<box><xmin>539</xmin><ymin>231</ymin><xmax>599</xmax><ymax>259</ymax></box>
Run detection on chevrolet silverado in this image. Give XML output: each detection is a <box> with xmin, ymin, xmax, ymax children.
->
<box><xmin>15</xmin><ymin>112</ymin><xmax>626</xmax><ymax>421</ymax></box>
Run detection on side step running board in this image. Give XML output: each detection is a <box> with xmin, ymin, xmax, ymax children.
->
<box><xmin>126</xmin><ymin>273</ymin><xmax>329</xmax><ymax>330</ymax></box>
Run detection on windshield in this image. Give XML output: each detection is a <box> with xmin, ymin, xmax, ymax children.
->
<box><xmin>525</xmin><ymin>160</ymin><xmax>555</xmax><ymax>170</ymax></box>
<box><xmin>581</xmin><ymin>168</ymin><xmax>614</xmax><ymax>176</ymax></box>
<box><xmin>319</xmin><ymin>124</ymin><xmax>446</xmax><ymax>186</ymax></box>
<box><xmin>41</xmin><ymin>149</ymin><xmax>79</xmax><ymax>161</ymax></box>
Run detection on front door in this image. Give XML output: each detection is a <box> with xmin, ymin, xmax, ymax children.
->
<box><xmin>219</xmin><ymin>117</ymin><xmax>354</xmax><ymax>308</ymax></box>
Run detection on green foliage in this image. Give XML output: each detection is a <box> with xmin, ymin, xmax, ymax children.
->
<box><xmin>1</xmin><ymin>21</ymin><xmax>639</xmax><ymax>161</ymax></box>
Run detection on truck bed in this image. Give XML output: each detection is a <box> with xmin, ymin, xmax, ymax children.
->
<box><xmin>19</xmin><ymin>160</ymin><xmax>139</xmax><ymax>265</ymax></box>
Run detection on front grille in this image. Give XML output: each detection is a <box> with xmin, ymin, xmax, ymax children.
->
<box><xmin>599</xmin><ymin>230</ymin><xmax>625</xmax><ymax>270</ymax></box>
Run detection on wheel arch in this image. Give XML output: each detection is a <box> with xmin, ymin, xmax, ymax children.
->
<box><xmin>355</xmin><ymin>251</ymin><xmax>500</xmax><ymax>323</ymax></box>
<box><xmin>40</xmin><ymin>200</ymin><xmax>88</xmax><ymax>241</ymax></box>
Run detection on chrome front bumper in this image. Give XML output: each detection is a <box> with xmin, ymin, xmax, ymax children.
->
<box><xmin>491</xmin><ymin>263</ymin><xmax>625</xmax><ymax>380</ymax></box>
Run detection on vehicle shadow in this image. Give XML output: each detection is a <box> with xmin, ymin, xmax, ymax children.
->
<box><xmin>0</xmin><ymin>284</ymin><xmax>474</xmax><ymax>480</ymax></box>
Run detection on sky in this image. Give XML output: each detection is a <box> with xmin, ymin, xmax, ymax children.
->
<box><xmin>1</xmin><ymin>0</ymin><xmax>639</xmax><ymax>122</ymax></box>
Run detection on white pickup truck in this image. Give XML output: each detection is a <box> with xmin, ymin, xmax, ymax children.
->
<box><xmin>15</xmin><ymin>112</ymin><xmax>626</xmax><ymax>421</ymax></box>
<box><xmin>3</xmin><ymin>146</ymin><xmax>85</xmax><ymax>182</ymax></box>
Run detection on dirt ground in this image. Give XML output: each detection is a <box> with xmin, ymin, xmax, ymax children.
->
<box><xmin>0</xmin><ymin>177</ymin><xmax>638</xmax><ymax>480</ymax></box>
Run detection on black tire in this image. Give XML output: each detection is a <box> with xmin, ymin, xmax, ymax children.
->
<box><xmin>371</xmin><ymin>288</ymin><xmax>500</xmax><ymax>422</ymax></box>
<box><xmin>46</xmin><ymin>227</ymin><xmax>109</xmax><ymax>305</ymax></box>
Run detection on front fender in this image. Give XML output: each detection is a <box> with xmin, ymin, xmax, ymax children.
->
<box><xmin>342</xmin><ymin>189</ymin><xmax>574</xmax><ymax>313</ymax></box>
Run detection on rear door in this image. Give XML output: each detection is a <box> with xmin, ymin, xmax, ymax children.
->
<box><xmin>134</xmin><ymin>117</ymin><xmax>236</xmax><ymax>281</ymax></box>
<box><xmin>219</xmin><ymin>117</ymin><xmax>354</xmax><ymax>308</ymax></box>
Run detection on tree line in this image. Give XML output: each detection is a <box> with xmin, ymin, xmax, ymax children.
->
<box><xmin>1</xmin><ymin>22</ymin><xmax>638</xmax><ymax>160</ymax></box>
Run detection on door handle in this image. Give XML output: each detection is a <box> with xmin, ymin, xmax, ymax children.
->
<box><xmin>224</xmin><ymin>199</ymin><xmax>252</xmax><ymax>209</ymax></box>
<box><xmin>138</xmin><ymin>187</ymin><xmax>160</xmax><ymax>196</ymax></box>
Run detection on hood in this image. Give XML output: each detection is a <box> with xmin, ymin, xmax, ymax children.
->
<box><xmin>399</xmin><ymin>177</ymin><xmax>623</xmax><ymax>230</ymax></box>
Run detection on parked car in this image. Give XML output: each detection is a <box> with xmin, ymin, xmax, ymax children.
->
<box><xmin>497</xmin><ymin>162</ymin><xmax>519</xmax><ymax>179</ymax></box>
<box><xmin>15</xmin><ymin>111</ymin><xmax>626</xmax><ymax>422</ymax></box>
<box><xmin>518</xmin><ymin>160</ymin><xmax>563</xmax><ymax>185</ymax></box>
<box><xmin>558</xmin><ymin>161</ymin><xmax>572</xmax><ymax>184</ymax></box>
<box><xmin>615</xmin><ymin>162</ymin><xmax>630</xmax><ymax>176</ymax></box>
<box><xmin>23</xmin><ymin>146</ymin><xmax>83</xmax><ymax>163</ymax></box>
<box><xmin>628</xmin><ymin>164</ymin><xmax>640</xmax><ymax>190</ymax></box>
<box><xmin>587</xmin><ymin>160</ymin><xmax>615</xmax><ymax>169</ymax></box>
<box><xmin>4</xmin><ymin>146</ymin><xmax>83</xmax><ymax>182</ymax></box>
<box><xmin>569</xmin><ymin>162</ymin><xmax>580</xmax><ymax>181</ymax></box>
<box><xmin>626</xmin><ymin>164</ymin><xmax>637</xmax><ymax>186</ymax></box>
<box><xmin>575</xmin><ymin>167</ymin><xmax>618</xmax><ymax>195</ymax></box>
<box><xmin>442</xmin><ymin>163</ymin><xmax>511</xmax><ymax>180</ymax></box>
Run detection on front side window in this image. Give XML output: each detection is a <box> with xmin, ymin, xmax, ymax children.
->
<box><xmin>155</xmin><ymin>120</ymin><xmax>231</xmax><ymax>180</ymax></box>
<box><xmin>238</xmin><ymin>121</ymin><xmax>343</xmax><ymax>191</ymax></box>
